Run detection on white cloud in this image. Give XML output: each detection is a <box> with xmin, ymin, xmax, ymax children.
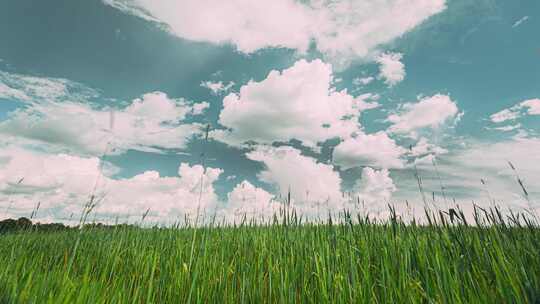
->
<box><xmin>512</xmin><ymin>16</ymin><xmax>529</xmax><ymax>28</ymax></box>
<box><xmin>388</xmin><ymin>94</ymin><xmax>460</xmax><ymax>136</ymax></box>
<box><xmin>490</xmin><ymin>108</ymin><xmax>520</xmax><ymax>123</ymax></box>
<box><xmin>0</xmin><ymin>143</ymin><xmax>399</xmax><ymax>223</ymax></box>
<box><xmin>0</xmin><ymin>82</ymin><xmax>31</xmax><ymax>101</ymax></box>
<box><xmin>332</xmin><ymin>132</ymin><xmax>406</xmax><ymax>169</ymax></box>
<box><xmin>103</xmin><ymin>0</ymin><xmax>313</xmax><ymax>54</ymax></box>
<box><xmin>352</xmin><ymin>76</ymin><xmax>374</xmax><ymax>86</ymax></box>
<box><xmin>376</xmin><ymin>52</ymin><xmax>405</xmax><ymax>87</ymax></box>
<box><xmin>521</xmin><ymin>99</ymin><xmax>540</xmax><ymax>115</ymax></box>
<box><xmin>490</xmin><ymin>98</ymin><xmax>540</xmax><ymax>123</ymax></box>
<box><xmin>246</xmin><ymin>145</ymin><xmax>343</xmax><ymax>206</ymax></box>
<box><xmin>215</xmin><ymin>59</ymin><xmax>378</xmax><ymax>148</ymax></box>
<box><xmin>225</xmin><ymin>180</ymin><xmax>280</xmax><ymax>221</ymax></box>
<box><xmin>409</xmin><ymin>137</ymin><xmax>448</xmax><ymax>157</ymax></box>
<box><xmin>0</xmin><ymin>70</ymin><xmax>98</xmax><ymax>104</ymax></box>
<box><xmin>355</xmin><ymin>167</ymin><xmax>396</xmax><ymax>205</ymax></box>
<box><xmin>96</xmin><ymin>163</ymin><xmax>224</xmax><ymax>221</ymax></box>
<box><xmin>0</xmin><ymin>146</ymin><xmax>224</xmax><ymax>222</ymax></box>
<box><xmin>0</xmin><ymin>91</ymin><xmax>207</xmax><ymax>155</ymax></box>
<box><xmin>6</xmin><ymin>137</ymin><xmax>538</xmax><ymax>224</ymax></box>
<box><xmin>201</xmin><ymin>80</ymin><xmax>235</xmax><ymax>95</ymax></box>
<box><xmin>2</xmin><ymin>142</ymin><xmax>400</xmax><ymax>223</ymax></box>
<box><xmin>309</xmin><ymin>0</ymin><xmax>446</xmax><ymax>62</ymax></box>
<box><xmin>403</xmin><ymin>138</ymin><xmax>540</xmax><ymax>213</ymax></box>
<box><xmin>490</xmin><ymin>124</ymin><xmax>522</xmax><ymax>132</ymax></box>
<box><xmin>103</xmin><ymin>0</ymin><xmax>446</xmax><ymax>61</ymax></box>
<box><xmin>191</xmin><ymin>102</ymin><xmax>210</xmax><ymax>115</ymax></box>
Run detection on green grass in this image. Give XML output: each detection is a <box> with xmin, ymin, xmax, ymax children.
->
<box><xmin>1</xmin><ymin>213</ymin><xmax>540</xmax><ymax>303</ymax></box>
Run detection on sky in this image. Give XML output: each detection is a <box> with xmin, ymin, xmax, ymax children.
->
<box><xmin>0</xmin><ymin>0</ymin><xmax>539</xmax><ymax>224</ymax></box>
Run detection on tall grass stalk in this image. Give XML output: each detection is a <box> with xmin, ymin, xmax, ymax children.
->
<box><xmin>1</xmin><ymin>206</ymin><xmax>539</xmax><ymax>303</ymax></box>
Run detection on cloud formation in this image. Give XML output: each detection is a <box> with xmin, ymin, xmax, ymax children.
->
<box><xmin>388</xmin><ymin>94</ymin><xmax>460</xmax><ymax>137</ymax></box>
<box><xmin>215</xmin><ymin>59</ymin><xmax>377</xmax><ymax>148</ymax></box>
<box><xmin>409</xmin><ymin>137</ymin><xmax>448</xmax><ymax>158</ymax></box>
<box><xmin>246</xmin><ymin>145</ymin><xmax>343</xmax><ymax>205</ymax></box>
<box><xmin>405</xmin><ymin>138</ymin><xmax>540</xmax><ymax>211</ymax></box>
<box><xmin>356</xmin><ymin>167</ymin><xmax>396</xmax><ymax>206</ymax></box>
<box><xmin>0</xmin><ymin>146</ymin><xmax>223</xmax><ymax>222</ymax></box>
<box><xmin>225</xmin><ymin>180</ymin><xmax>279</xmax><ymax>222</ymax></box>
<box><xmin>0</xmin><ymin>70</ymin><xmax>98</xmax><ymax>104</ymax></box>
<box><xmin>352</xmin><ymin>76</ymin><xmax>374</xmax><ymax>86</ymax></box>
<box><xmin>376</xmin><ymin>52</ymin><xmax>406</xmax><ymax>87</ymax></box>
<box><xmin>103</xmin><ymin>0</ymin><xmax>446</xmax><ymax>61</ymax></box>
<box><xmin>490</xmin><ymin>98</ymin><xmax>540</xmax><ymax>123</ymax></box>
<box><xmin>201</xmin><ymin>80</ymin><xmax>235</xmax><ymax>96</ymax></box>
<box><xmin>0</xmin><ymin>91</ymin><xmax>208</xmax><ymax>156</ymax></box>
<box><xmin>332</xmin><ymin>132</ymin><xmax>406</xmax><ymax>170</ymax></box>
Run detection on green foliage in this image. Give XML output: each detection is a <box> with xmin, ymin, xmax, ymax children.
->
<box><xmin>0</xmin><ymin>217</ymin><xmax>33</xmax><ymax>233</ymax></box>
<box><xmin>1</xmin><ymin>213</ymin><xmax>539</xmax><ymax>303</ymax></box>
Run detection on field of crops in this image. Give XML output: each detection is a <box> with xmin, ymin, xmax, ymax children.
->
<box><xmin>1</xmin><ymin>211</ymin><xmax>540</xmax><ymax>303</ymax></box>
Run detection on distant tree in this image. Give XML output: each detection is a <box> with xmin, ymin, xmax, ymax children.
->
<box><xmin>0</xmin><ymin>217</ymin><xmax>136</xmax><ymax>234</ymax></box>
<box><xmin>16</xmin><ymin>217</ymin><xmax>32</xmax><ymax>228</ymax></box>
<box><xmin>0</xmin><ymin>219</ymin><xmax>18</xmax><ymax>233</ymax></box>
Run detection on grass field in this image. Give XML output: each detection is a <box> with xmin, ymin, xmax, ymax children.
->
<box><xmin>1</xmin><ymin>210</ymin><xmax>540</xmax><ymax>303</ymax></box>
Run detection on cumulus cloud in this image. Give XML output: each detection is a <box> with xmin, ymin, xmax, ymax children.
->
<box><xmin>3</xmin><ymin>142</ymin><xmax>402</xmax><ymax>224</ymax></box>
<box><xmin>103</xmin><ymin>0</ymin><xmax>446</xmax><ymax>61</ymax></box>
<box><xmin>214</xmin><ymin>59</ymin><xmax>378</xmax><ymax>148</ymax></box>
<box><xmin>388</xmin><ymin>94</ymin><xmax>461</xmax><ymax>136</ymax></box>
<box><xmin>0</xmin><ymin>146</ymin><xmax>224</xmax><ymax>222</ymax></box>
<box><xmin>246</xmin><ymin>146</ymin><xmax>343</xmax><ymax>206</ymax></box>
<box><xmin>490</xmin><ymin>98</ymin><xmax>540</xmax><ymax>123</ymax></box>
<box><xmin>201</xmin><ymin>80</ymin><xmax>235</xmax><ymax>95</ymax></box>
<box><xmin>355</xmin><ymin>167</ymin><xmax>396</xmax><ymax>205</ymax></box>
<box><xmin>332</xmin><ymin>132</ymin><xmax>406</xmax><ymax>170</ymax></box>
<box><xmin>4</xmin><ymin>143</ymin><xmax>394</xmax><ymax>223</ymax></box>
<box><xmin>0</xmin><ymin>91</ymin><xmax>207</xmax><ymax>156</ymax></box>
<box><xmin>225</xmin><ymin>180</ymin><xmax>280</xmax><ymax>222</ymax></box>
<box><xmin>1</xmin><ymin>142</ymin><xmax>403</xmax><ymax>223</ymax></box>
<box><xmin>376</xmin><ymin>52</ymin><xmax>405</xmax><ymax>87</ymax></box>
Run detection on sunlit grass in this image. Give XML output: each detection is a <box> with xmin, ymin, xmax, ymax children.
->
<box><xmin>1</xmin><ymin>209</ymin><xmax>540</xmax><ymax>303</ymax></box>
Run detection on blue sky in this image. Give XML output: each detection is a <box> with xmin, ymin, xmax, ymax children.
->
<box><xmin>0</xmin><ymin>0</ymin><xmax>539</xmax><ymax>223</ymax></box>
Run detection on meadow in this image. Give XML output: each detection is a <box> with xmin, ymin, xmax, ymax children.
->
<box><xmin>1</xmin><ymin>209</ymin><xmax>539</xmax><ymax>303</ymax></box>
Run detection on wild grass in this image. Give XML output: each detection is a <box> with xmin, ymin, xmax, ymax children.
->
<box><xmin>1</xmin><ymin>208</ymin><xmax>539</xmax><ymax>303</ymax></box>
